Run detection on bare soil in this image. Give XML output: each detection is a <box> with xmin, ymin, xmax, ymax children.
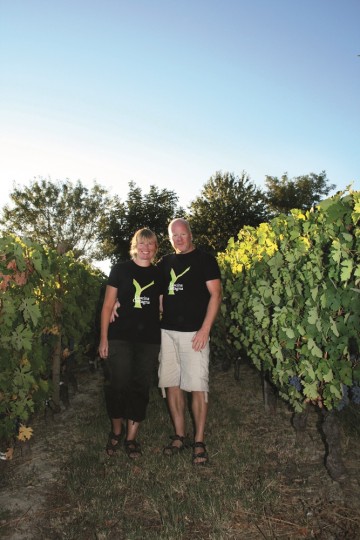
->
<box><xmin>0</xmin><ymin>372</ymin><xmax>101</xmax><ymax>539</ymax></box>
<box><xmin>0</xmin><ymin>361</ymin><xmax>359</xmax><ymax>539</ymax></box>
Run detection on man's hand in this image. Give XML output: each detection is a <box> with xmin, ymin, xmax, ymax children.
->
<box><xmin>110</xmin><ymin>299</ymin><xmax>121</xmax><ymax>323</ymax></box>
<box><xmin>191</xmin><ymin>328</ymin><xmax>210</xmax><ymax>352</ymax></box>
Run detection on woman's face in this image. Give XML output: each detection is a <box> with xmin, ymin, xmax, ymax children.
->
<box><xmin>136</xmin><ymin>237</ymin><xmax>157</xmax><ymax>262</ymax></box>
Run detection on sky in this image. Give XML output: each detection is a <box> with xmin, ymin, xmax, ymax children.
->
<box><xmin>0</xmin><ymin>0</ymin><xmax>359</xmax><ymax>213</ymax></box>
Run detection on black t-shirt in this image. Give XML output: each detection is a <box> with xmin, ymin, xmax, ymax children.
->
<box><xmin>159</xmin><ymin>249</ymin><xmax>221</xmax><ymax>332</ymax></box>
<box><xmin>107</xmin><ymin>260</ymin><xmax>161</xmax><ymax>344</ymax></box>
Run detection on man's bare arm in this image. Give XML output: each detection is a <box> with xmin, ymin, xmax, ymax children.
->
<box><xmin>192</xmin><ymin>278</ymin><xmax>222</xmax><ymax>352</ymax></box>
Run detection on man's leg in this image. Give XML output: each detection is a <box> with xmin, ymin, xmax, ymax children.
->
<box><xmin>166</xmin><ymin>386</ymin><xmax>186</xmax><ymax>449</ymax></box>
<box><xmin>191</xmin><ymin>390</ymin><xmax>208</xmax><ymax>464</ymax></box>
<box><xmin>191</xmin><ymin>391</ymin><xmax>208</xmax><ymax>442</ymax></box>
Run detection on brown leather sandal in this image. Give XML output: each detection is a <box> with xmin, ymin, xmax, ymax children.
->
<box><xmin>163</xmin><ymin>434</ymin><xmax>190</xmax><ymax>456</ymax></box>
<box><xmin>105</xmin><ymin>431</ymin><xmax>122</xmax><ymax>457</ymax></box>
<box><xmin>124</xmin><ymin>439</ymin><xmax>142</xmax><ymax>459</ymax></box>
<box><xmin>192</xmin><ymin>441</ymin><xmax>209</xmax><ymax>465</ymax></box>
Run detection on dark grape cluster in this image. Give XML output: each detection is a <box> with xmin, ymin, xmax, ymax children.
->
<box><xmin>350</xmin><ymin>384</ymin><xmax>360</xmax><ymax>405</ymax></box>
<box><xmin>289</xmin><ymin>375</ymin><xmax>302</xmax><ymax>391</ymax></box>
<box><xmin>337</xmin><ymin>384</ymin><xmax>360</xmax><ymax>410</ymax></box>
<box><xmin>337</xmin><ymin>384</ymin><xmax>350</xmax><ymax>411</ymax></box>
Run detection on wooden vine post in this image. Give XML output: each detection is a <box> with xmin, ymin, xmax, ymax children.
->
<box><xmin>50</xmin><ymin>242</ymin><xmax>67</xmax><ymax>411</ymax></box>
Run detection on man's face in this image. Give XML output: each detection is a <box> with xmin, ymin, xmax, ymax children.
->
<box><xmin>169</xmin><ymin>222</ymin><xmax>194</xmax><ymax>254</ymax></box>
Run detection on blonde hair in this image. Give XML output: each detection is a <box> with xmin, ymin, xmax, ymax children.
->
<box><xmin>130</xmin><ymin>228</ymin><xmax>158</xmax><ymax>260</ymax></box>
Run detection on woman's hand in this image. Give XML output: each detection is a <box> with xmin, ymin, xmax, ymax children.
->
<box><xmin>98</xmin><ymin>338</ymin><xmax>109</xmax><ymax>359</ymax></box>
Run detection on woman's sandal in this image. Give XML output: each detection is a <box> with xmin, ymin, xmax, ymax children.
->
<box><xmin>105</xmin><ymin>431</ymin><xmax>122</xmax><ymax>457</ymax></box>
<box><xmin>163</xmin><ymin>434</ymin><xmax>189</xmax><ymax>456</ymax></box>
<box><xmin>192</xmin><ymin>441</ymin><xmax>209</xmax><ymax>466</ymax></box>
<box><xmin>124</xmin><ymin>439</ymin><xmax>142</xmax><ymax>459</ymax></box>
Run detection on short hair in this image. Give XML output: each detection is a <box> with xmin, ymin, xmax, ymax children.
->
<box><xmin>129</xmin><ymin>228</ymin><xmax>158</xmax><ymax>260</ymax></box>
<box><xmin>167</xmin><ymin>218</ymin><xmax>192</xmax><ymax>237</ymax></box>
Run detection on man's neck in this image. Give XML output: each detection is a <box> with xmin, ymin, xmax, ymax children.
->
<box><xmin>174</xmin><ymin>245</ymin><xmax>195</xmax><ymax>255</ymax></box>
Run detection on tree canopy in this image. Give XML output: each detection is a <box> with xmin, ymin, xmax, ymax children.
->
<box><xmin>99</xmin><ymin>181</ymin><xmax>183</xmax><ymax>263</ymax></box>
<box><xmin>0</xmin><ymin>170</ymin><xmax>339</xmax><ymax>266</ymax></box>
<box><xmin>264</xmin><ymin>171</ymin><xmax>336</xmax><ymax>216</ymax></box>
<box><xmin>187</xmin><ymin>171</ymin><xmax>268</xmax><ymax>254</ymax></box>
<box><xmin>0</xmin><ymin>177</ymin><xmax>113</xmax><ymax>260</ymax></box>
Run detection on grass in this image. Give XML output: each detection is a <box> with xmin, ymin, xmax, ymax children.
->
<box><xmin>1</xmin><ymin>360</ymin><xmax>360</xmax><ymax>539</ymax></box>
<box><xmin>37</xmin><ymin>366</ymin><xmax>280</xmax><ymax>539</ymax></box>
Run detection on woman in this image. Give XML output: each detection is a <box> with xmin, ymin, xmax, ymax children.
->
<box><xmin>98</xmin><ymin>228</ymin><xmax>161</xmax><ymax>459</ymax></box>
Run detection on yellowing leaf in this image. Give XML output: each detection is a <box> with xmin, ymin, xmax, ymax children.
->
<box><xmin>17</xmin><ymin>424</ymin><xmax>34</xmax><ymax>442</ymax></box>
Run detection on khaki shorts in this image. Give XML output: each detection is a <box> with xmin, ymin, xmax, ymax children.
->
<box><xmin>158</xmin><ymin>329</ymin><xmax>209</xmax><ymax>400</ymax></box>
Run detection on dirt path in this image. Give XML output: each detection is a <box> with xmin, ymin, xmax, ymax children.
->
<box><xmin>0</xmin><ymin>370</ymin><xmax>103</xmax><ymax>539</ymax></box>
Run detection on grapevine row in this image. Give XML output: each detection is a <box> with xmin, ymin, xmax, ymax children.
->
<box><xmin>213</xmin><ymin>190</ymin><xmax>360</xmax><ymax>412</ymax></box>
<box><xmin>0</xmin><ymin>235</ymin><xmax>104</xmax><ymax>452</ymax></box>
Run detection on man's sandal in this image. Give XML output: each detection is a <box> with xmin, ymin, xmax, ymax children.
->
<box><xmin>105</xmin><ymin>431</ymin><xmax>122</xmax><ymax>457</ymax></box>
<box><xmin>192</xmin><ymin>441</ymin><xmax>209</xmax><ymax>466</ymax></box>
<box><xmin>163</xmin><ymin>434</ymin><xmax>190</xmax><ymax>456</ymax></box>
<box><xmin>124</xmin><ymin>439</ymin><xmax>142</xmax><ymax>459</ymax></box>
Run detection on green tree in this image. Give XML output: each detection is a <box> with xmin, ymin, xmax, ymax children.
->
<box><xmin>187</xmin><ymin>171</ymin><xmax>268</xmax><ymax>254</ymax></box>
<box><xmin>264</xmin><ymin>171</ymin><xmax>336</xmax><ymax>215</ymax></box>
<box><xmin>100</xmin><ymin>181</ymin><xmax>183</xmax><ymax>263</ymax></box>
<box><xmin>0</xmin><ymin>177</ymin><xmax>113</xmax><ymax>260</ymax></box>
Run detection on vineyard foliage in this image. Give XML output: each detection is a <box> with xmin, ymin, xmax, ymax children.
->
<box><xmin>213</xmin><ymin>190</ymin><xmax>360</xmax><ymax>412</ymax></box>
<box><xmin>0</xmin><ymin>235</ymin><xmax>105</xmax><ymax>444</ymax></box>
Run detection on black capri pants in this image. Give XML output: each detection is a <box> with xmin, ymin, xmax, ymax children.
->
<box><xmin>103</xmin><ymin>340</ymin><xmax>160</xmax><ymax>423</ymax></box>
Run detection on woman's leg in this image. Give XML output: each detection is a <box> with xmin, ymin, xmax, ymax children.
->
<box><xmin>124</xmin><ymin>343</ymin><xmax>160</xmax><ymax>458</ymax></box>
<box><xmin>127</xmin><ymin>342</ymin><xmax>160</xmax><ymax>424</ymax></box>
<box><xmin>104</xmin><ymin>341</ymin><xmax>132</xmax><ymax>455</ymax></box>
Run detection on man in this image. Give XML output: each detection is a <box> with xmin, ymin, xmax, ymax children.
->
<box><xmin>158</xmin><ymin>218</ymin><xmax>222</xmax><ymax>465</ymax></box>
